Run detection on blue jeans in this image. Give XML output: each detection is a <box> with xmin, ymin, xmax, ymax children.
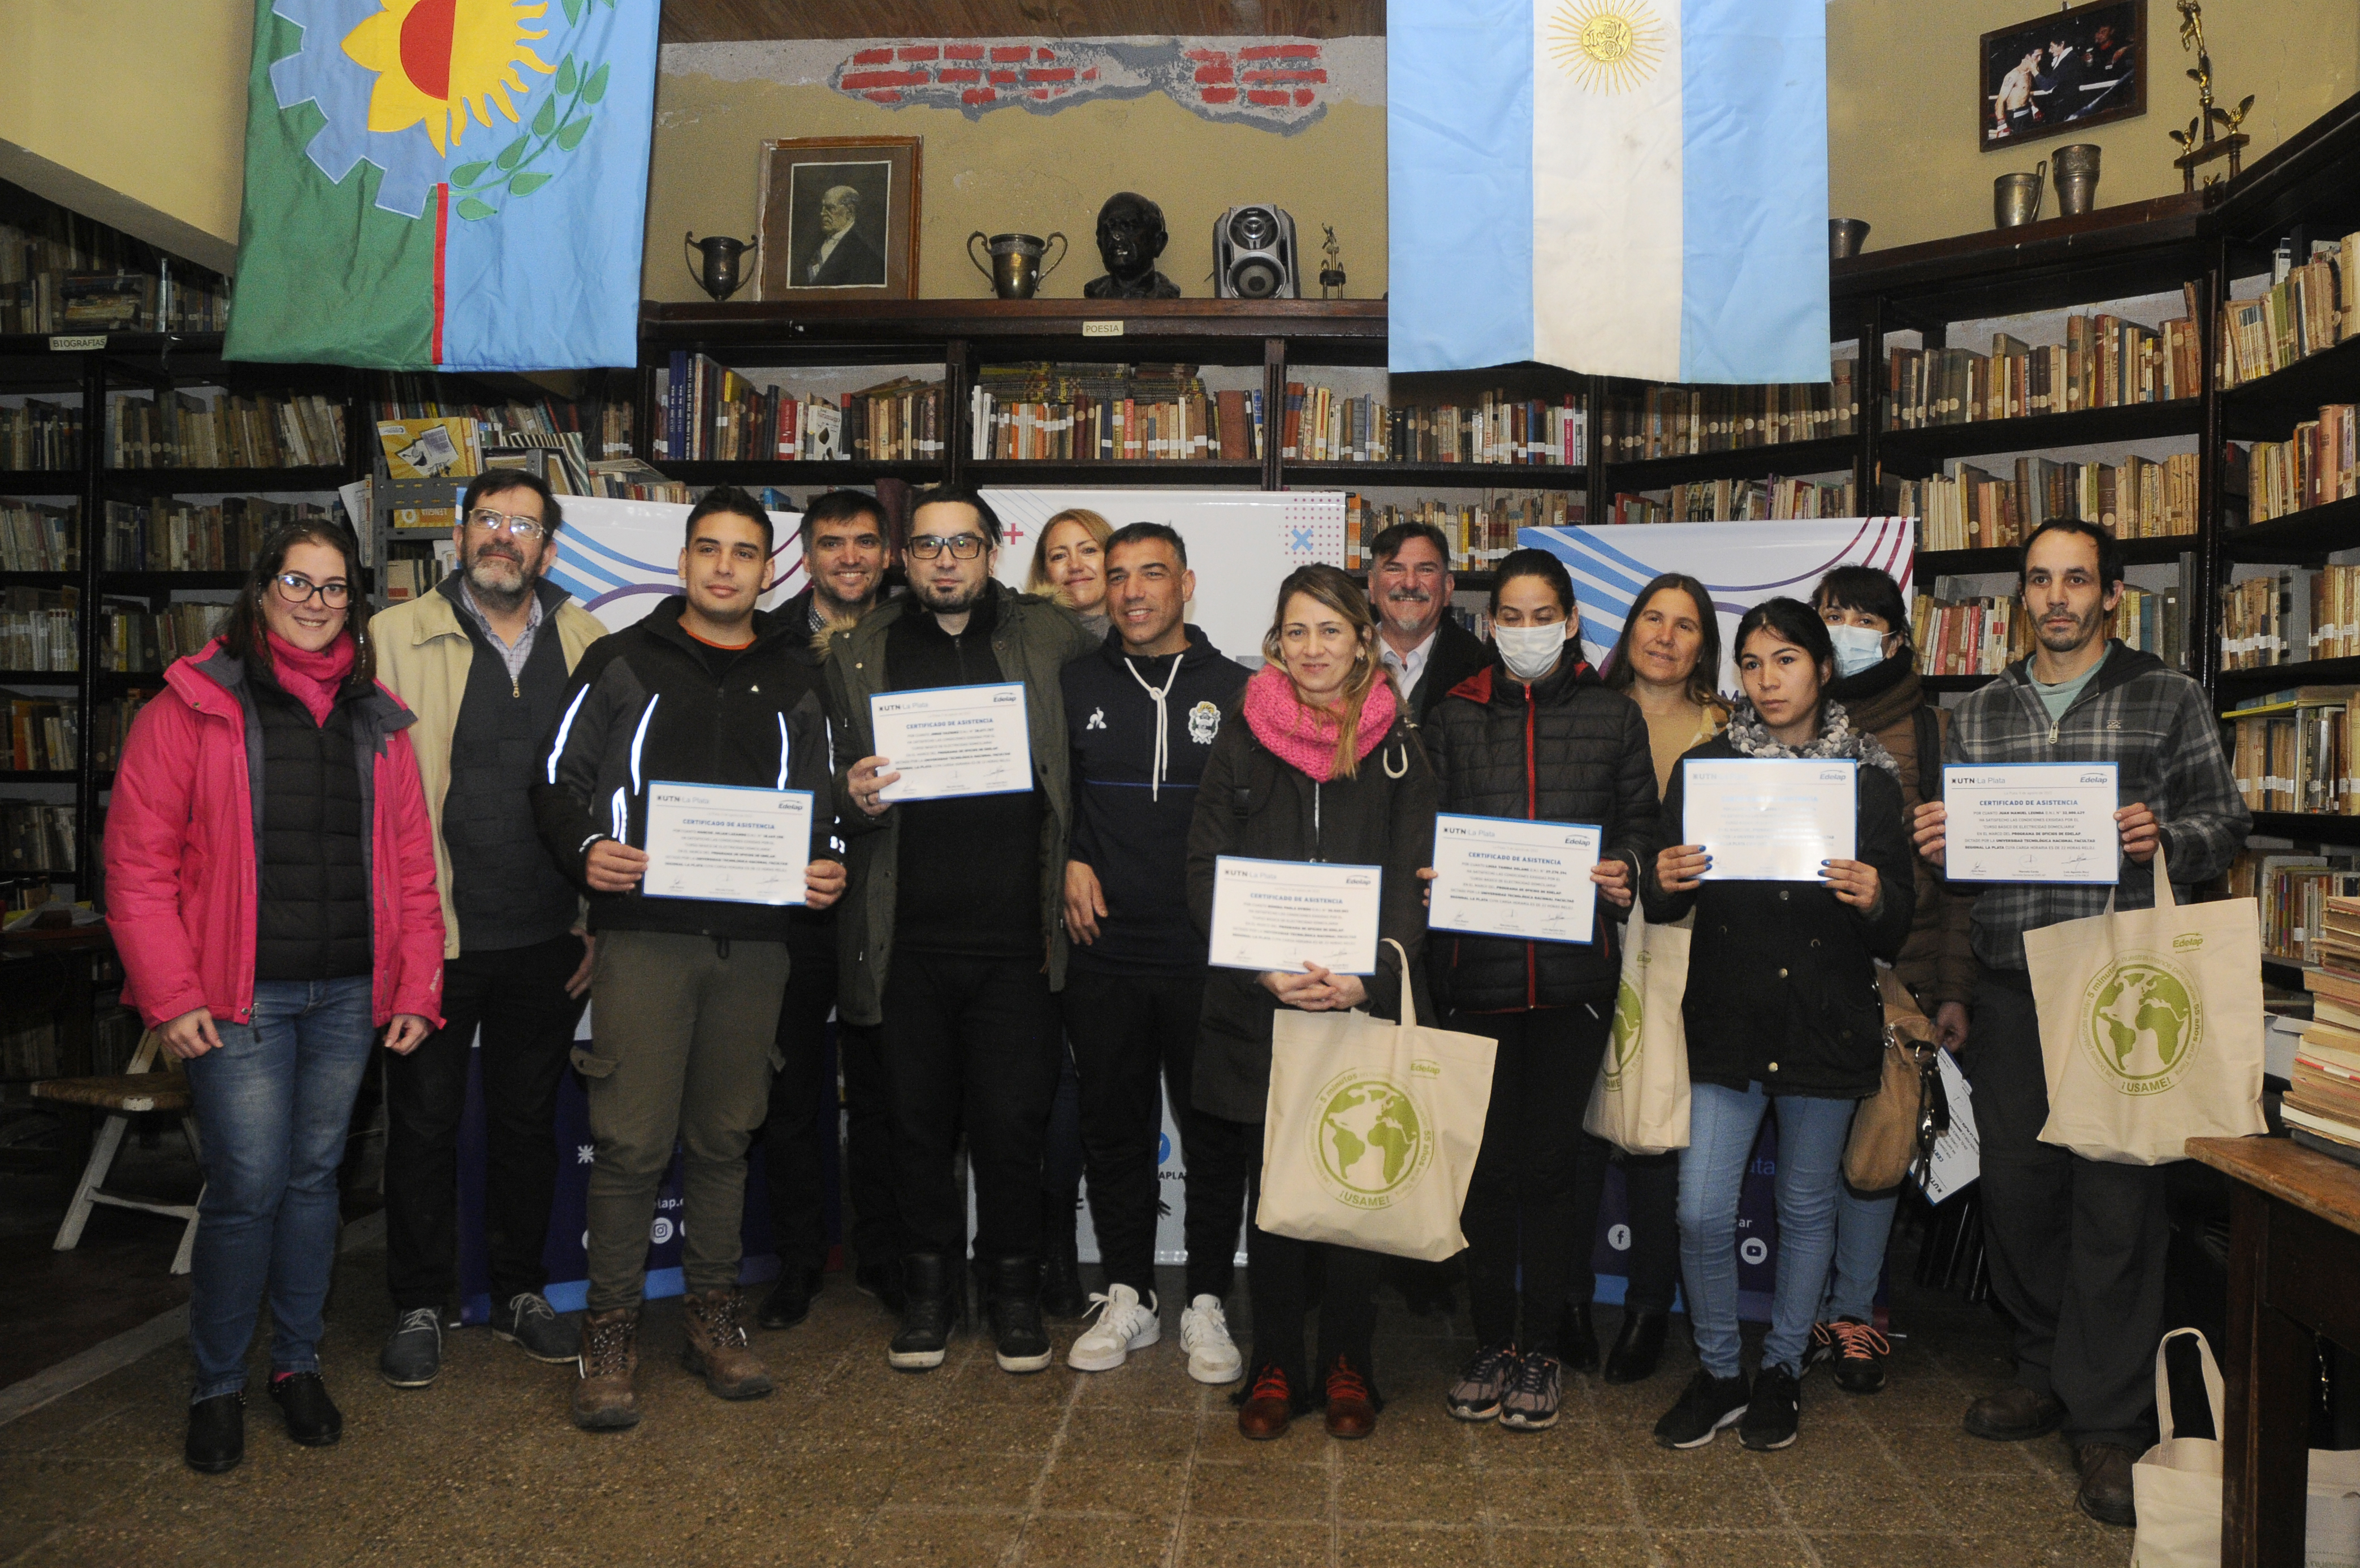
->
<box><xmin>1676</xmin><ymin>1080</ymin><xmax>1854</xmax><ymax>1379</ymax></box>
<box><xmin>1821</xmin><ymin>1185</ymin><xmax>1899</xmax><ymax>1325</ymax></box>
<box><xmin>181</xmin><ymin>977</ymin><xmax>376</xmax><ymax>1402</ymax></box>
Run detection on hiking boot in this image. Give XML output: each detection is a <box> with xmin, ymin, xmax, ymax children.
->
<box><xmin>1809</xmin><ymin>1318</ymin><xmax>1891</xmax><ymax>1394</ymax></box>
<box><xmin>1558</xmin><ymin>1300</ymin><xmax>1600</xmax><ymax>1374</ymax></box>
<box><xmin>1179</xmin><ymin>1294</ymin><xmax>1243</xmax><ymax>1385</ymax></box>
<box><xmin>757</xmin><ymin>1267</ymin><xmax>822</xmax><ymax>1331</ymax></box>
<box><xmin>496</xmin><ymin>1292</ymin><xmax>577</xmax><ymax>1364</ymax></box>
<box><xmin>1499</xmin><ymin>1351</ymin><xmax>1564</xmax><ymax>1432</ymax></box>
<box><xmin>1603</xmin><ymin>1307</ymin><xmax>1669</xmax><ymax>1384</ymax></box>
<box><xmin>1237</xmin><ymin>1363</ymin><xmax>1296</xmax><ymax>1440</ymax></box>
<box><xmin>1739</xmin><ymin>1364</ymin><xmax>1801</xmax><ymax>1451</ymax></box>
<box><xmin>184</xmin><ymin>1392</ymin><xmax>244</xmax><ymax>1474</ymax></box>
<box><xmin>2075</xmin><ymin>1441</ymin><xmax>2137</xmax><ymax>1527</ymax></box>
<box><xmin>571</xmin><ymin>1306</ymin><xmax>641</xmax><ymax>1431</ymax></box>
<box><xmin>1964</xmin><ymin>1384</ymin><xmax>2065</xmax><ymax>1441</ymax></box>
<box><xmin>888</xmin><ymin>1253</ymin><xmax>953</xmax><ymax>1371</ymax></box>
<box><xmin>1067</xmin><ymin>1283</ymin><xmax>1160</xmax><ymax>1372</ymax></box>
<box><xmin>1323</xmin><ymin>1355</ymin><xmax>1378</xmax><ymax>1440</ymax></box>
<box><xmin>985</xmin><ymin>1256</ymin><xmax>1053</xmax><ymax>1373</ymax></box>
<box><xmin>378</xmin><ymin>1306</ymin><xmax>443</xmax><ymax>1388</ymax></box>
<box><xmin>1654</xmin><ymin>1368</ymin><xmax>1752</xmax><ymax>1449</ymax></box>
<box><xmin>681</xmin><ymin>1286</ymin><xmax>773</xmax><ymax>1399</ymax></box>
<box><xmin>1445</xmin><ymin>1342</ymin><xmax>1519</xmax><ymax>1422</ymax></box>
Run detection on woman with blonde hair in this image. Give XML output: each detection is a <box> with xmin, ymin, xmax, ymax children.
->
<box><xmin>1186</xmin><ymin>564</ymin><xmax>1437</xmax><ymax>1442</ymax></box>
<box><xmin>1026</xmin><ymin>507</ymin><xmax>1113</xmax><ymax>638</ymax></box>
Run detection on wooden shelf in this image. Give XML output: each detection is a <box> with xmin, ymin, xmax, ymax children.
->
<box><xmin>2221</xmin><ymin>496</ymin><xmax>2360</xmax><ymax>564</ymax></box>
<box><xmin>1286</xmin><ymin>461</ymin><xmax>1585</xmax><ymax>489</ymax></box>
<box><xmin>96</xmin><ymin>572</ymin><xmax>248</xmax><ymax>591</ymax></box>
<box><xmin>2221</xmin><ymin>336</ymin><xmax>2360</xmax><ymax>439</ymax></box>
<box><xmin>0</xmin><ymin>470</ymin><xmax>85</xmax><ymax>494</ymax></box>
<box><xmin>2250</xmin><ymin>812</ymin><xmax>2360</xmax><ymax>845</ymax></box>
<box><xmin>0</xmin><ymin>771</ymin><xmax>78</xmax><ymax>785</ymax></box>
<box><xmin>1921</xmin><ymin>673</ymin><xmax>1999</xmax><ymax>692</ymax></box>
<box><xmin>964</xmin><ymin>459</ymin><xmax>1264</xmax><ymax>487</ymax></box>
<box><xmin>655</xmin><ymin>460</ymin><xmax>941</xmax><ymax>487</ymax></box>
<box><xmin>0</xmin><ymin>670</ymin><xmax>80</xmax><ymax>685</ymax></box>
<box><xmin>1877</xmin><ymin>401</ymin><xmax>2203</xmax><ymax>473</ymax></box>
<box><xmin>1832</xmin><ymin>193</ymin><xmax>2212</xmax><ymax>324</ymax></box>
<box><xmin>98</xmin><ymin>466</ymin><xmax>352</xmax><ymax>492</ymax></box>
<box><xmin>2218</xmin><ymin>657</ymin><xmax>2360</xmax><ymax>690</ymax></box>
<box><xmin>0</xmin><ymin>570</ymin><xmax>81</xmax><ymax>588</ymax></box>
<box><xmin>1916</xmin><ymin>537</ymin><xmax>2196</xmax><ymax>578</ymax></box>
<box><xmin>1601</xmin><ymin>437</ymin><xmax>1860</xmax><ymax>491</ymax></box>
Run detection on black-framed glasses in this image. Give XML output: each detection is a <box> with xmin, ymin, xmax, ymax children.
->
<box><xmin>273</xmin><ymin>573</ymin><xmax>351</xmax><ymax>608</ymax></box>
<box><xmin>907</xmin><ymin>533</ymin><xmax>986</xmax><ymax>560</ymax></box>
<box><xmin>466</xmin><ymin>508</ymin><xmax>548</xmax><ymax>541</ymax></box>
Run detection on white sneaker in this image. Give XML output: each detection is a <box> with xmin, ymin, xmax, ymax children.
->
<box><xmin>1066</xmin><ymin>1284</ymin><xmax>1161</xmax><ymax>1372</ymax></box>
<box><xmin>1179</xmin><ymin>1294</ymin><xmax>1243</xmax><ymax>1385</ymax></box>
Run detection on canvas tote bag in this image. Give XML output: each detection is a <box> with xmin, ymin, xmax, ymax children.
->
<box><xmin>2130</xmin><ymin>1328</ymin><xmax>2360</xmax><ymax>1568</ymax></box>
<box><xmin>1582</xmin><ymin>906</ymin><xmax>1692</xmax><ymax>1156</ymax></box>
<box><xmin>2023</xmin><ymin>845</ymin><xmax>2267</xmax><ymax>1164</ymax></box>
<box><xmin>1257</xmin><ymin>939</ymin><xmax>1498</xmax><ymax>1263</ymax></box>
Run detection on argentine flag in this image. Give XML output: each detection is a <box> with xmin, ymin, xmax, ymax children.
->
<box><xmin>1389</xmin><ymin>0</ymin><xmax>1829</xmax><ymax>382</ymax></box>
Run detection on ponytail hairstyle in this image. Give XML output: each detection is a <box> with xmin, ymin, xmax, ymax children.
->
<box><xmin>222</xmin><ymin>519</ymin><xmax>375</xmax><ymax>697</ymax></box>
<box><xmin>1261</xmin><ymin>563</ymin><xmax>1390</xmax><ymax>780</ymax></box>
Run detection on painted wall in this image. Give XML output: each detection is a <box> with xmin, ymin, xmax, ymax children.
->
<box><xmin>1827</xmin><ymin>0</ymin><xmax>2360</xmax><ymax>250</ymax></box>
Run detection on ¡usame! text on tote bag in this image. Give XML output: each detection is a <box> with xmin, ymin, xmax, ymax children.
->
<box><xmin>2024</xmin><ymin>844</ymin><xmax>2267</xmax><ymax>1165</ymax></box>
<box><xmin>1582</xmin><ymin>904</ymin><xmax>1691</xmax><ymax>1156</ymax></box>
<box><xmin>1256</xmin><ymin>939</ymin><xmax>1497</xmax><ymax>1263</ymax></box>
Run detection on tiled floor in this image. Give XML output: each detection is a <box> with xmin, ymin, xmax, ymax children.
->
<box><xmin>0</xmin><ymin>1239</ymin><xmax>2133</xmax><ymax>1567</ymax></box>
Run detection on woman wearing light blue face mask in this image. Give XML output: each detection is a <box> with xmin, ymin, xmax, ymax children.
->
<box><xmin>1804</xmin><ymin>565</ymin><xmax>1968</xmax><ymax>1399</ymax></box>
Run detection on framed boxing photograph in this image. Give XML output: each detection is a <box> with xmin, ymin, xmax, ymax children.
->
<box><xmin>1979</xmin><ymin>0</ymin><xmax>2145</xmax><ymax>151</ymax></box>
<box><xmin>756</xmin><ymin>137</ymin><xmax>922</xmax><ymax>301</ymax></box>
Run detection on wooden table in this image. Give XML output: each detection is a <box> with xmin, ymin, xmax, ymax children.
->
<box><xmin>2188</xmin><ymin>1135</ymin><xmax>2360</xmax><ymax>1568</ymax></box>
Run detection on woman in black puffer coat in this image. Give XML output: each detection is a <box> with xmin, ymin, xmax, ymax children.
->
<box><xmin>1421</xmin><ymin>550</ymin><xmax>1661</xmax><ymax>1432</ymax></box>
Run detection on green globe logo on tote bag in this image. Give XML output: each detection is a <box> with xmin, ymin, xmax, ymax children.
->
<box><xmin>1309</xmin><ymin>1072</ymin><xmax>1436</xmax><ymax>1210</ymax></box>
<box><xmin>1602</xmin><ymin>974</ymin><xmax>1644</xmax><ymax>1092</ymax></box>
<box><xmin>2078</xmin><ymin>956</ymin><xmax>2204</xmax><ymax>1097</ymax></box>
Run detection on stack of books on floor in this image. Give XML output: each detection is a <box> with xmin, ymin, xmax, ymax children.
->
<box><xmin>2288</xmin><ymin>901</ymin><xmax>2360</xmax><ymax>1165</ymax></box>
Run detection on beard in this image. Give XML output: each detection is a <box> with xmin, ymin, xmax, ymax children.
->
<box><xmin>913</xmin><ymin>574</ymin><xmax>981</xmax><ymax>614</ymax></box>
<box><xmin>463</xmin><ymin>547</ymin><xmax>533</xmax><ymax>612</ymax></box>
<box><xmin>1382</xmin><ymin>585</ymin><xmax>1435</xmax><ymax>630</ymax></box>
<box><xmin>2034</xmin><ymin>601</ymin><xmax>2106</xmax><ymax>653</ymax></box>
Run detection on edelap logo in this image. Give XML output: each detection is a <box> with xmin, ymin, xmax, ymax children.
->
<box><xmin>2171</xmin><ymin>933</ymin><xmax>2203</xmax><ymax>952</ymax></box>
<box><xmin>1410</xmin><ymin>1058</ymin><xmax>1442</xmax><ymax>1078</ymax></box>
<box><xmin>2080</xmin><ymin>771</ymin><xmax>2111</xmax><ymax>784</ymax></box>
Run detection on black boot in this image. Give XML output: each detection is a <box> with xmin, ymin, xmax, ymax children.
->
<box><xmin>1603</xmin><ymin>1307</ymin><xmax>1670</xmax><ymax>1385</ymax></box>
<box><xmin>267</xmin><ymin>1371</ymin><xmax>343</xmax><ymax>1446</ymax></box>
<box><xmin>1040</xmin><ymin>1196</ymin><xmax>1088</xmax><ymax>1320</ymax></box>
<box><xmin>888</xmin><ymin>1253</ymin><xmax>953</xmax><ymax>1372</ymax></box>
<box><xmin>757</xmin><ymin>1265</ymin><xmax>822</xmax><ymax>1330</ymax></box>
<box><xmin>986</xmin><ymin>1256</ymin><xmax>1053</xmax><ymax>1373</ymax></box>
<box><xmin>184</xmin><ymin>1392</ymin><xmax>244</xmax><ymax>1474</ymax></box>
<box><xmin>1557</xmin><ymin>1301</ymin><xmax>1599</xmax><ymax>1373</ymax></box>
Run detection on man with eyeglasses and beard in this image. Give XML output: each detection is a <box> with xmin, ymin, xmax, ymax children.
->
<box><xmin>827</xmin><ymin>485</ymin><xmax>1097</xmax><ymax>1376</ymax></box>
<box><xmin>369</xmin><ymin>469</ymin><xmax>611</xmax><ymax>1389</ymax></box>
<box><xmin>1369</xmin><ymin>520</ymin><xmax>1490</xmax><ymax>724</ymax></box>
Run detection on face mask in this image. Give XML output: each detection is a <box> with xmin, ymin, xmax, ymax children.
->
<box><xmin>1827</xmin><ymin>622</ymin><xmax>1888</xmax><ymax>679</ymax></box>
<box><xmin>1494</xmin><ymin>622</ymin><xmax>1568</xmax><ymax>682</ymax></box>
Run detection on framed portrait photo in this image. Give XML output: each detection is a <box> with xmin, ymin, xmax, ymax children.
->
<box><xmin>757</xmin><ymin>137</ymin><xmax>921</xmax><ymax>301</ymax></box>
<box><xmin>1979</xmin><ymin>0</ymin><xmax>2145</xmax><ymax>151</ymax></box>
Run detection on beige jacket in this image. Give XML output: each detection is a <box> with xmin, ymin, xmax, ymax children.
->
<box><xmin>370</xmin><ymin>581</ymin><xmax>608</xmax><ymax>958</ymax></box>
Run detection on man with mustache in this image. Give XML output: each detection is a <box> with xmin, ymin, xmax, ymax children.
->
<box><xmin>1368</xmin><ymin>521</ymin><xmax>1490</xmax><ymax>725</ymax></box>
<box><xmin>370</xmin><ymin>469</ymin><xmax>610</xmax><ymax>1389</ymax></box>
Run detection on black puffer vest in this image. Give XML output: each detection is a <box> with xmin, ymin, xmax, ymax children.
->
<box><xmin>444</xmin><ymin>604</ymin><xmax>577</xmax><ymax>952</ymax></box>
<box><xmin>250</xmin><ymin>673</ymin><xmax>371</xmax><ymax>982</ymax></box>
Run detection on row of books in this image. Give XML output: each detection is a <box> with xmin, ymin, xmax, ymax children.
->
<box><xmin>1</xmin><ymin>214</ymin><xmax>231</xmax><ymax>335</ymax></box>
<box><xmin>2245</xmin><ymin>402</ymin><xmax>2357</xmax><ymax>523</ymax></box>
<box><xmin>2283</xmin><ymin>901</ymin><xmax>2360</xmax><ymax>1163</ymax></box>
<box><xmin>101</xmin><ymin>497</ymin><xmax>340</xmax><ymax>574</ymax></box>
<box><xmin>5</xmin><ymin>693</ymin><xmax>75</xmax><ymax>771</ymax></box>
<box><xmin>2225</xmin><ymin>690</ymin><xmax>2360</xmax><ymax>818</ymax></box>
<box><xmin>974</xmin><ymin>388</ymin><xmax>1242</xmax><ymax>463</ymax></box>
<box><xmin>1597</xmin><ymin>366</ymin><xmax>1858</xmax><ymax>462</ymax></box>
<box><xmin>1</xmin><ymin>400</ymin><xmax>80</xmax><ymax>471</ymax></box>
<box><xmin>2301</xmin><ymin>567</ymin><xmax>2360</xmax><ymax>662</ymax></box>
<box><xmin>1895</xmin><ymin>452</ymin><xmax>2202</xmax><ymax>551</ymax></box>
<box><xmin>1</xmin><ymin>589</ymin><xmax>76</xmax><ymax>671</ymax></box>
<box><xmin>1286</xmin><ymin>387</ymin><xmax>1584</xmax><ymax>467</ymax></box>
<box><xmin>1884</xmin><ymin>305</ymin><xmax>2202</xmax><ymax>431</ymax></box>
<box><xmin>2221</xmin><ymin>569</ymin><xmax>2316</xmax><ymax>671</ymax></box>
<box><xmin>1340</xmin><ymin>493</ymin><xmax>1583</xmax><ymax>573</ymax></box>
<box><xmin>0</xmin><ymin>801</ymin><xmax>75</xmax><ymax>875</ymax></box>
<box><xmin>96</xmin><ymin>601</ymin><xmax>234</xmax><ymax>674</ymax></box>
<box><xmin>1633</xmin><ymin>476</ymin><xmax>1858</xmax><ymax>523</ymax></box>
<box><xmin>2218</xmin><ymin>235</ymin><xmax>2357</xmax><ymax>389</ymax></box>
<box><xmin>654</xmin><ymin>353</ymin><xmax>947</xmax><ymax>466</ymax></box>
<box><xmin>1</xmin><ymin>498</ymin><xmax>76</xmax><ymax>572</ymax></box>
<box><xmin>2243</xmin><ymin>857</ymin><xmax>2360</xmax><ymax>964</ymax></box>
<box><xmin>106</xmin><ymin>390</ymin><xmax>347</xmax><ymax>471</ymax></box>
<box><xmin>2110</xmin><ymin>583</ymin><xmax>2186</xmax><ymax>666</ymax></box>
<box><xmin>373</xmin><ymin>382</ymin><xmax>633</xmax><ymax>462</ymax></box>
<box><xmin>1912</xmin><ymin>588</ymin><xmax>2030</xmax><ymax>677</ymax></box>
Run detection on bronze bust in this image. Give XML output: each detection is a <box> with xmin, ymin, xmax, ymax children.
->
<box><xmin>1083</xmin><ymin>192</ymin><xmax>1181</xmax><ymax>300</ymax></box>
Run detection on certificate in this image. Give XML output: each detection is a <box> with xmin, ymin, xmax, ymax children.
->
<box><xmin>1942</xmin><ymin>762</ymin><xmax>2119</xmax><ymax>884</ymax></box>
<box><xmin>870</xmin><ymin>683</ymin><xmax>1033</xmax><ymax>803</ymax></box>
<box><xmin>1208</xmin><ymin>856</ymin><xmax>1382</xmax><ymax>975</ymax></box>
<box><xmin>1682</xmin><ymin>758</ymin><xmax>1857</xmax><ymax>882</ymax></box>
<box><xmin>1428</xmin><ymin>814</ymin><xmax>1603</xmax><ymax>945</ymax></box>
<box><xmin>642</xmin><ymin>781</ymin><xmax>812</xmax><ymax>905</ymax></box>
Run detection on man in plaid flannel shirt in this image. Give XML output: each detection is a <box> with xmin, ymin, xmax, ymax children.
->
<box><xmin>1913</xmin><ymin>519</ymin><xmax>2249</xmax><ymax>1531</ymax></box>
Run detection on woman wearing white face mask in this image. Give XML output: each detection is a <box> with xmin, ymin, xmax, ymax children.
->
<box><xmin>1803</xmin><ymin>565</ymin><xmax>1968</xmax><ymax>1397</ymax></box>
<box><xmin>1419</xmin><ymin>551</ymin><xmax>1662</xmax><ymax>1432</ymax></box>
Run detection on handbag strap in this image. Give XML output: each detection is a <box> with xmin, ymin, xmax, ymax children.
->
<box><xmin>2152</xmin><ymin>1324</ymin><xmax>2225</xmax><ymax>1442</ymax></box>
<box><xmin>2102</xmin><ymin>841</ymin><xmax>2174</xmax><ymax>917</ymax></box>
<box><xmin>1382</xmin><ymin>936</ymin><xmax>1417</xmax><ymax>1030</ymax></box>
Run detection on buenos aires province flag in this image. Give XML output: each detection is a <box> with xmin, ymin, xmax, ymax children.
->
<box><xmin>1389</xmin><ymin>0</ymin><xmax>1829</xmax><ymax>382</ymax></box>
<box><xmin>225</xmin><ymin>0</ymin><xmax>658</xmax><ymax>372</ymax></box>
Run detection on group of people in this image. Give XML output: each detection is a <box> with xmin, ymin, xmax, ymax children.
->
<box><xmin>106</xmin><ymin>478</ymin><xmax>2247</xmax><ymax>1530</ymax></box>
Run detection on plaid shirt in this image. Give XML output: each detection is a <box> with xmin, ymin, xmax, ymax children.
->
<box><xmin>1942</xmin><ymin>641</ymin><xmax>2250</xmax><ymax>973</ymax></box>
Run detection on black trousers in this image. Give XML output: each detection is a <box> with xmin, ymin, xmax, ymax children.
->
<box><xmin>1062</xmin><ymin>967</ymin><xmax>1248</xmax><ymax>1302</ymax></box>
<box><xmin>383</xmin><ymin>932</ymin><xmax>587</xmax><ymax>1311</ymax></box>
<box><xmin>1570</xmin><ymin>1135</ymin><xmax>1681</xmax><ymax>1313</ymax></box>
<box><xmin>1454</xmin><ymin>1003</ymin><xmax>1611</xmax><ymax>1353</ymax></box>
<box><xmin>1964</xmin><ymin>965</ymin><xmax>2170</xmax><ymax>1452</ymax></box>
<box><xmin>1235</xmin><ymin>1117</ymin><xmax>1381</xmax><ymax>1394</ymax></box>
<box><xmin>759</xmin><ymin>922</ymin><xmax>900</xmax><ymax>1274</ymax></box>
<box><xmin>879</xmin><ymin>949</ymin><xmax>1062</xmax><ymax>1265</ymax></box>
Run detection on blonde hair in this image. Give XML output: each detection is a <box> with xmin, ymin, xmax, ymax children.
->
<box><xmin>1261</xmin><ymin>564</ymin><xmax>1393</xmax><ymax>780</ymax></box>
<box><xmin>1025</xmin><ymin>508</ymin><xmax>1113</xmax><ymax>603</ymax></box>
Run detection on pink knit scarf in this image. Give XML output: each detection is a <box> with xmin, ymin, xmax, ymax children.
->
<box><xmin>265</xmin><ymin>631</ymin><xmax>355</xmax><ymax>726</ymax></box>
<box><xmin>1242</xmin><ymin>662</ymin><xmax>1397</xmax><ymax>783</ymax></box>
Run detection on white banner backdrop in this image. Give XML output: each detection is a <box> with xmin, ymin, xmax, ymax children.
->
<box><xmin>542</xmin><ymin>494</ymin><xmax>805</xmax><ymax>632</ymax></box>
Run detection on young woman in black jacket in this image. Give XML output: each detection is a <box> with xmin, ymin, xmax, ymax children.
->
<box><xmin>1186</xmin><ymin>564</ymin><xmax>1438</xmax><ymax>1443</ymax></box>
<box><xmin>1642</xmin><ymin>598</ymin><xmax>1915</xmax><ymax>1455</ymax></box>
<box><xmin>1420</xmin><ymin>550</ymin><xmax>1660</xmax><ymax>1432</ymax></box>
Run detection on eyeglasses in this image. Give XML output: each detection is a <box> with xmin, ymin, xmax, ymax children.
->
<box><xmin>273</xmin><ymin>573</ymin><xmax>351</xmax><ymax>608</ymax></box>
<box><xmin>907</xmin><ymin>533</ymin><xmax>986</xmax><ymax>561</ymax></box>
<box><xmin>466</xmin><ymin>508</ymin><xmax>548</xmax><ymax>541</ymax></box>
